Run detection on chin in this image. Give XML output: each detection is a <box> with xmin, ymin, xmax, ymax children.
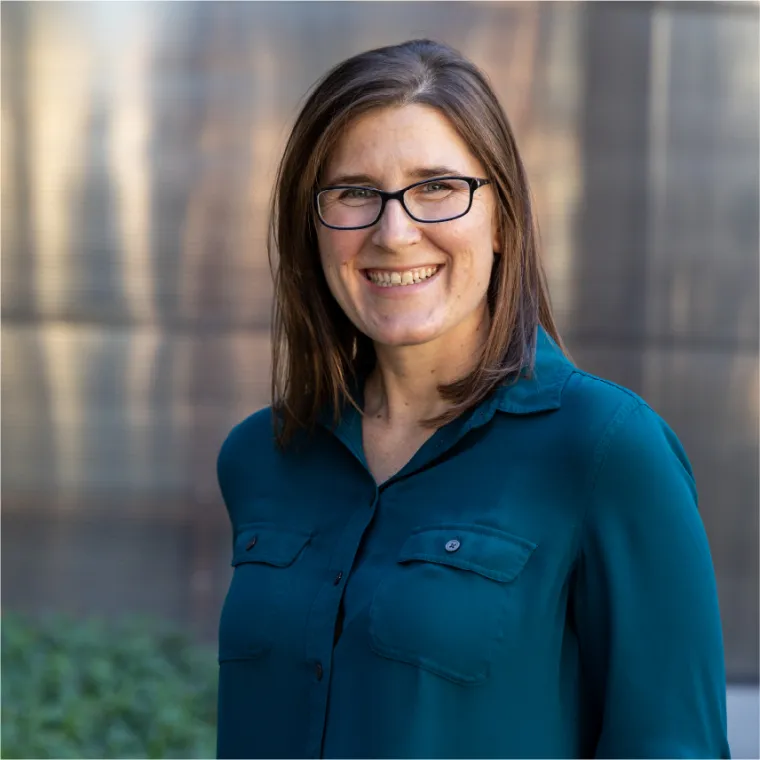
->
<box><xmin>369</xmin><ymin>325</ymin><xmax>443</xmax><ymax>348</ymax></box>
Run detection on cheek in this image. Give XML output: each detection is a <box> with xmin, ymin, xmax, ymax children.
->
<box><xmin>447</xmin><ymin>201</ymin><xmax>495</xmax><ymax>246</ymax></box>
<box><xmin>442</xmin><ymin>220</ymin><xmax>496</xmax><ymax>278</ymax></box>
<box><xmin>318</xmin><ymin>230</ymin><xmax>363</xmax><ymax>270</ymax></box>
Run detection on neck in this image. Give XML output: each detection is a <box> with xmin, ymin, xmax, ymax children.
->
<box><xmin>363</xmin><ymin>309</ymin><xmax>490</xmax><ymax>428</ymax></box>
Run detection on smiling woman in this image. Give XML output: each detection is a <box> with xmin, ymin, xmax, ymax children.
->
<box><xmin>215</xmin><ymin>39</ymin><xmax>731</xmax><ymax>759</ymax></box>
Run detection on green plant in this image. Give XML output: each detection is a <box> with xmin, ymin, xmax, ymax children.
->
<box><xmin>1</xmin><ymin>611</ymin><xmax>217</xmax><ymax>759</ymax></box>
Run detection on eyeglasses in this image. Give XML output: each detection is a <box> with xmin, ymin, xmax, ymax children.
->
<box><xmin>314</xmin><ymin>176</ymin><xmax>492</xmax><ymax>231</ymax></box>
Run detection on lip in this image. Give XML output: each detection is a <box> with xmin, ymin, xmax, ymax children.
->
<box><xmin>360</xmin><ymin>264</ymin><xmax>444</xmax><ymax>296</ymax></box>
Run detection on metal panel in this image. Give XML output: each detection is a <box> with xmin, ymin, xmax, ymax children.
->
<box><xmin>2</xmin><ymin>1</ymin><xmax>757</xmax><ymax>679</ymax></box>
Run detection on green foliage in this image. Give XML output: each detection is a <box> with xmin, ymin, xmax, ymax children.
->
<box><xmin>1</xmin><ymin>611</ymin><xmax>217</xmax><ymax>759</ymax></box>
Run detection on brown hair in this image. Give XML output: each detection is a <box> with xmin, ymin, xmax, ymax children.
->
<box><xmin>269</xmin><ymin>38</ymin><xmax>565</xmax><ymax>447</ymax></box>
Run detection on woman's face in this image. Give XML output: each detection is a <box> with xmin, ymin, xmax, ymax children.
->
<box><xmin>316</xmin><ymin>104</ymin><xmax>500</xmax><ymax>350</ymax></box>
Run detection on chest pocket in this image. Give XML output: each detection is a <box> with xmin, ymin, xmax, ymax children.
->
<box><xmin>218</xmin><ymin>523</ymin><xmax>312</xmax><ymax>662</ymax></box>
<box><xmin>368</xmin><ymin>523</ymin><xmax>536</xmax><ymax>684</ymax></box>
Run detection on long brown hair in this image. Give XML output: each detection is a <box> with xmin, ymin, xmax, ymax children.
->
<box><xmin>269</xmin><ymin>38</ymin><xmax>565</xmax><ymax>447</ymax></box>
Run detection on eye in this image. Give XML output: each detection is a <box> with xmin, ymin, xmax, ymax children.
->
<box><xmin>338</xmin><ymin>187</ymin><xmax>375</xmax><ymax>201</ymax></box>
<box><xmin>422</xmin><ymin>181</ymin><xmax>452</xmax><ymax>193</ymax></box>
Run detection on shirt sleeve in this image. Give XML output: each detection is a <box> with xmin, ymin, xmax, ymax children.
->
<box><xmin>572</xmin><ymin>400</ymin><xmax>731</xmax><ymax>759</ymax></box>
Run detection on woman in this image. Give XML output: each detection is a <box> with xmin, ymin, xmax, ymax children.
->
<box><xmin>216</xmin><ymin>39</ymin><xmax>730</xmax><ymax>759</ymax></box>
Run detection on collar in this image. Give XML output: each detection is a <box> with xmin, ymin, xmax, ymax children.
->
<box><xmin>316</xmin><ymin>326</ymin><xmax>574</xmax><ymax>477</ymax></box>
<box><xmin>489</xmin><ymin>326</ymin><xmax>574</xmax><ymax>415</ymax></box>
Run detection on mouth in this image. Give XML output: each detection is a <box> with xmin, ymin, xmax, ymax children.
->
<box><xmin>362</xmin><ymin>265</ymin><xmax>443</xmax><ymax>288</ymax></box>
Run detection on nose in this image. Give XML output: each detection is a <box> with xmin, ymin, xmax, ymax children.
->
<box><xmin>371</xmin><ymin>198</ymin><xmax>422</xmax><ymax>250</ymax></box>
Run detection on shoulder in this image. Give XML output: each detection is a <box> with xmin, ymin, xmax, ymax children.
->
<box><xmin>216</xmin><ymin>406</ymin><xmax>275</xmax><ymax>494</ymax></box>
<box><xmin>561</xmin><ymin>367</ymin><xmax>646</xmax><ymax>423</ymax></box>
<box><xmin>557</xmin><ymin>367</ymin><xmax>695</xmax><ymax>498</ymax></box>
<box><xmin>562</xmin><ymin>369</ymin><xmax>682</xmax><ymax>456</ymax></box>
<box><xmin>218</xmin><ymin>406</ymin><xmax>274</xmax><ymax>459</ymax></box>
<box><xmin>218</xmin><ymin>406</ymin><xmax>274</xmax><ymax>467</ymax></box>
<box><xmin>560</xmin><ymin>371</ymin><xmax>699</xmax><ymax>538</ymax></box>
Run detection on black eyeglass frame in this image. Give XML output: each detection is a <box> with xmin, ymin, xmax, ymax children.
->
<box><xmin>314</xmin><ymin>176</ymin><xmax>492</xmax><ymax>231</ymax></box>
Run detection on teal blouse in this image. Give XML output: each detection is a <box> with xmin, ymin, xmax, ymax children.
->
<box><xmin>216</xmin><ymin>328</ymin><xmax>730</xmax><ymax>759</ymax></box>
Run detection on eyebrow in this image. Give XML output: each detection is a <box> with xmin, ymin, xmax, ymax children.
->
<box><xmin>324</xmin><ymin>165</ymin><xmax>466</xmax><ymax>187</ymax></box>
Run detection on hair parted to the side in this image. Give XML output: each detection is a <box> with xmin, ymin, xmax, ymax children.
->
<box><xmin>269</xmin><ymin>38</ymin><xmax>566</xmax><ymax>447</ymax></box>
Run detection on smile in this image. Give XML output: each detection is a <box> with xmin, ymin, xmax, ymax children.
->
<box><xmin>363</xmin><ymin>265</ymin><xmax>442</xmax><ymax>287</ymax></box>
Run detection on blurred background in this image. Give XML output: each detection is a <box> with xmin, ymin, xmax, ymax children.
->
<box><xmin>2</xmin><ymin>1</ymin><xmax>758</xmax><ymax>757</ymax></box>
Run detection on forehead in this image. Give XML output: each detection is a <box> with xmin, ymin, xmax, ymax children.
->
<box><xmin>324</xmin><ymin>104</ymin><xmax>484</xmax><ymax>181</ymax></box>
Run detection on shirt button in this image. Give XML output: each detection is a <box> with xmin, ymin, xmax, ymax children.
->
<box><xmin>333</xmin><ymin>571</ymin><xmax>343</xmax><ymax>586</ymax></box>
<box><xmin>315</xmin><ymin>662</ymin><xmax>324</xmax><ymax>681</ymax></box>
<box><xmin>245</xmin><ymin>536</ymin><xmax>257</xmax><ymax>551</ymax></box>
<box><xmin>445</xmin><ymin>539</ymin><xmax>461</xmax><ymax>552</ymax></box>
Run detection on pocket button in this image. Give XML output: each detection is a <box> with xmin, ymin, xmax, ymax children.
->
<box><xmin>445</xmin><ymin>539</ymin><xmax>461</xmax><ymax>552</ymax></box>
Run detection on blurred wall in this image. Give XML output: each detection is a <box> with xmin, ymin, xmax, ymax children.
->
<box><xmin>2</xmin><ymin>1</ymin><xmax>758</xmax><ymax>681</ymax></box>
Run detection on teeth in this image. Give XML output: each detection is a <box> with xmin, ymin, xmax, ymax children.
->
<box><xmin>366</xmin><ymin>266</ymin><xmax>440</xmax><ymax>287</ymax></box>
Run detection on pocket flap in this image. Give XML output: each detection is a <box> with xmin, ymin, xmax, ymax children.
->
<box><xmin>231</xmin><ymin>523</ymin><xmax>312</xmax><ymax>568</ymax></box>
<box><xmin>398</xmin><ymin>524</ymin><xmax>536</xmax><ymax>582</ymax></box>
